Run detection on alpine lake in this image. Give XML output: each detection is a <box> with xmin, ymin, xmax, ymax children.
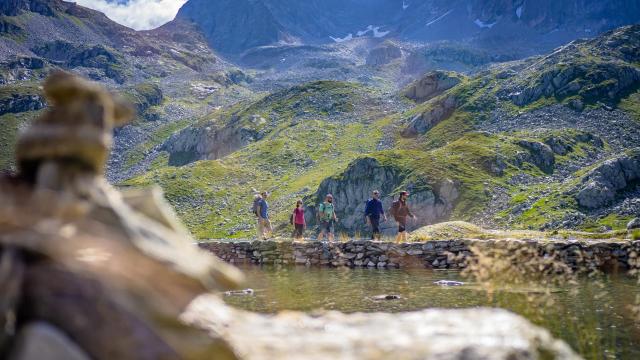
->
<box><xmin>223</xmin><ymin>265</ymin><xmax>640</xmax><ymax>360</ymax></box>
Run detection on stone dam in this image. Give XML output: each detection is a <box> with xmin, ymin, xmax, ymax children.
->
<box><xmin>198</xmin><ymin>239</ymin><xmax>640</xmax><ymax>272</ymax></box>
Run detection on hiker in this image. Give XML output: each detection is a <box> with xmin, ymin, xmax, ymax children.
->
<box><xmin>291</xmin><ymin>199</ymin><xmax>306</xmax><ymax>240</ymax></box>
<box><xmin>255</xmin><ymin>191</ymin><xmax>272</xmax><ymax>240</ymax></box>
<box><xmin>390</xmin><ymin>191</ymin><xmax>416</xmax><ymax>243</ymax></box>
<box><xmin>364</xmin><ymin>190</ymin><xmax>387</xmax><ymax>240</ymax></box>
<box><xmin>317</xmin><ymin>194</ymin><xmax>338</xmax><ymax>242</ymax></box>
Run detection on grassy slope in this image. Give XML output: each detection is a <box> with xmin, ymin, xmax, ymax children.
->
<box><xmin>127</xmin><ymin>27</ymin><xmax>640</xmax><ymax>238</ymax></box>
<box><xmin>124</xmin><ymin>82</ymin><xmax>395</xmax><ymax>238</ymax></box>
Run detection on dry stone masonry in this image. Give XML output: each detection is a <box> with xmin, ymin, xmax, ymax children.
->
<box><xmin>199</xmin><ymin>239</ymin><xmax>640</xmax><ymax>272</ymax></box>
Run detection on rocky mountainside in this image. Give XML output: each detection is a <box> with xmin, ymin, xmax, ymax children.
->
<box><xmin>175</xmin><ymin>0</ymin><xmax>640</xmax><ymax>58</ymax></box>
<box><xmin>124</xmin><ymin>25</ymin><xmax>640</xmax><ymax>238</ymax></box>
<box><xmin>1</xmin><ymin>0</ymin><xmax>639</xmax><ymax>239</ymax></box>
<box><xmin>0</xmin><ymin>0</ymin><xmax>256</xmax><ymax>170</ymax></box>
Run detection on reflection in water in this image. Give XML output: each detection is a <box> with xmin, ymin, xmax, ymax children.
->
<box><xmin>224</xmin><ymin>266</ymin><xmax>640</xmax><ymax>360</ymax></box>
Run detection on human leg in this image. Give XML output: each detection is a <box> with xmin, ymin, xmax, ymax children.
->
<box><xmin>257</xmin><ymin>218</ymin><xmax>264</xmax><ymax>239</ymax></box>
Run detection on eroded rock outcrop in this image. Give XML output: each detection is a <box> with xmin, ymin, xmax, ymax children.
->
<box><xmin>401</xmin><ymin>95</ymin><xmax>457</xmax><ymax>137</ymax></box>
<box><xmin>306</xmin><ymin>157</ymin><xmax>458</xmax><ymax>234</ymax></box>
<box><xmin>0</xmin><ymin>93</ymin><xmax>46</xmax><ymax>115</ymax></box>
<box><xmin>575</xmin><ymin>149</ymin><xmax>640</xmax><ymax>209</ymax></box>
<box><xmin>403</xmin><ymin>70</ymin><xmax>463</xmax><ymax>103</ymax></box>
<box><xmin>161</xmin><ymin>120</ymin><xmax>260</xmax><ymax>166</ymax></box>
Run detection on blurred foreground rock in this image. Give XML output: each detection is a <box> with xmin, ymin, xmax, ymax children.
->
<box><xmin>184</xmin><ymin>295</ymin><xmax>581</xmax><ymax>360</ymax></box>
<box><xmin>0</xmin><ymin>71</ymin><xmax>242</xmax><ymax>359</ymax></box>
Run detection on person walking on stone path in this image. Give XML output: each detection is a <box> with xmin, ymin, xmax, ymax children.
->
<box><xmin>317</xmin><ymin>194</ymin><xmax>338</xmax><ymax>242</ymax></box>
<box><xmin>364</xmin><ymin>190</ymin><xmax>387</xmax><ymax>240</ymax></box>
<box><xmin>390</xmin><ymin>191</ymin><xmax>416</xmax><ymax>243</ymax></box>
<box><xmin>291</xmin><ymin>199</ymin><xmax>306</xmax><ymax>240</ymax></box>
<box><xmin>256</xmin><ymin>191</ymin><xmax>272</xmax><ymax>240</ymax></box>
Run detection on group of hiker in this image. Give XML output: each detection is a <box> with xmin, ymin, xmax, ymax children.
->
<box><xmin>253</xmin><ymin>190</ymin><xmax>416</xmax><ymax>242</ymax></box>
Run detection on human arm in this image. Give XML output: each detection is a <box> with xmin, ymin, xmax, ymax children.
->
<box><xmin>380</xmin><ymin>201</ymin><xmax>387</xmax><ymax>221</ymax></box>
<box><xmin>408</xmin><ymin>206</ymin><xmax>416</xmax><ymax>219</ymax></box>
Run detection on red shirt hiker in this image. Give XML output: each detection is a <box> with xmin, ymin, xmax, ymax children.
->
<box><xmin>294</xmin><ymin>207</ymin><xmax>305</xmax><ymax>224</ymax></box>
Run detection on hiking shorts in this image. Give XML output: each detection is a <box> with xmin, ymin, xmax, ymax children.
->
<box><xmin>397</xmin><ymin>217</ymin><xmax>407</xmax><ymax>233</ymax></box>
<box><xmin>320</xmin><ymin>220</ymin><xmax>334</xmax><ymax>234</ymax></box>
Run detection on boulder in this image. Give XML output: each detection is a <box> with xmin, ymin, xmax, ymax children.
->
<box><xmin>184</xmin><ymin>295</ymin><xmax>581</xmax><ymax>360</ymax></box>
<box><xmin>574</xmin><ymin>150</ymin><xmax>640</xmax><ymax>209</ymax></box>
<box><xmin>401</xmin><ymin>95</ymin><xmax>456</xmax><ymax>137</ymax></box>
<box><xmin>628</xmin><ymin>218</ymin><xmax>640</xmax><ymax>230</ymax></box>
<box><xmin>403</xmin><ymin>70</ymin><xmax>462</xmax><ymax>103</ymax></box>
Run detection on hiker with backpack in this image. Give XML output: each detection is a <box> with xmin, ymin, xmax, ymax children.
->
<box><xmin>364</xmin><ymin>190</ymin><xmax>387</xmax><ymax>240</ymax></box>
<box><xmin>254</xmin><ymin>191</ymin><xmax>272</xmax><ymax>240</ymax></box>
<box><xmin>317</xmin><ymin>194</ymin><xmax>338</xmax><ymax>242</ymax></box>
<box><xmin>291</xmin><ymin>199</ymin><xmax>306</xmax><ymax>240</ymax></box>
<box><xmin>390</xmin><ymin>191</ymin><xmax>416</xmax><ymax>243</ymax></box>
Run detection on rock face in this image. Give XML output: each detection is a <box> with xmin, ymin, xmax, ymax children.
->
<box><xmin>403</xmin><ymin>70</ymin><xmax>463</xmax><ymax>103</ymax></box>
<box><xmin>306</xmin><ymin>157</ymin><xmax>458</xmax><ymax>235</ymax></box>
<box><xmin>628</xmin><ymin>218</ymin><xmax>640</xmax><ymax>230</ymax></box>
<box><xmin>161</xmin><ymin>121</ymin><xmax>259</xmax><ymax>166</ymax></box>
<box><xmin>185</xmin><ymin>295</ymin><xmax>581</xmax><ymax>360</ymax></box>
<box><xmin>401</xmin><ymin>95</ymin><xmax>456</xmax><ymax>137</ymax></box>
<box><xmin>365</xmin><ymin>42</ymin><xmax>402</xmax><ymax>66</ymax></box>
<box><xmin>0</xmin><ymin>93</ymin><xmax>45</xmax><ymax>115</ymax></box>
<box><xmin>0</xmin><ymin>0</ymin><xmax>56</xmax><ymax>16</ymax></box>
<box><xmin>33</xmin><ymin>41</ymin><xmax>126</xmax><ymax>83</ymax></box>
<box><xmin>504</xmin><ymin>61</ymin><xmax>640</xmax><ymax>107</ymax></box>
<box><xmin>172</xmin><ymin>0</ymin><xmax>640</xmax><ymax>57</ymax></box>
<box><xmin>575</xmin><ymin>149</ymin><xmax>640</xmax><ymax>209</ymax></box>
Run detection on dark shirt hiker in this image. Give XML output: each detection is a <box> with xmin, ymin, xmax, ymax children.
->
<box><xmin>390</xmin><ymin>191</ymin><xmax>416</xmax><ymax>243</ymax></box>
<box><xmin>364</xmin><ymin>190</ymin><xmax>386</xmax><ymax>240</ymax></box>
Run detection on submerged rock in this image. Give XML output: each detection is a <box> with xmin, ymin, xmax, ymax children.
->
<box><xmin>224</xmin><ymin>288</ymin><xmax>255</xmax><ymax>296</ymax></box>
<box><xmin>434</xmin><ymin>280</ymin><xmax>464</xmax><ymax>286</ymax></box>
<box><xmin>371</xmin><ymin>294</ymin><xmax>401</xmax><ymax>301</ymax></box>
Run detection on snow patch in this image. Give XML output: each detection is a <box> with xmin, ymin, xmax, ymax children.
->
<box><xmin>357</xmin><ymin>25</ymin><xmax>373</xmax><ymax>36</ymax></box>
<box><xmin>330</xmin><ymin>33</ymin><xmax>353</xmax><ymax>43</ymax></box>
<box><xmin>474</xmin><ymin>19</ymin><xmax>497</xmax><ymax>29</ymax></box>
<box><xmin>402</xmin><ymin>0</ymin><xmax>409</xmax><ymax>10</ymax></box>
<box><xmin>515</xmin><ymin>5</ymin><xmax>523</xmax><ymax>19</ymax></box>
<box><xmin>356</xmin><ymin>25</ymin><xmax>390</xmax><ymax>38</ymax></box>
<box><xmin>426</xmin><ymin>9</ymin><xmax>453</xmax><ymax>27</ymax></box>
<box><xmin>373</xmin><ymin>26</ymin><xmax>390</xmax><ymax>38</ymax></box>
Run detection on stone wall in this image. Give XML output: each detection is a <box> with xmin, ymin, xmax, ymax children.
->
<box><xmin>198</xmin><ymin>239</ymin><xmax>640</xmax><ymax>271</ymax></box>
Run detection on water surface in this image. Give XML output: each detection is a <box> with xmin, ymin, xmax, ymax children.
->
<box><xmin>224</xmin><ymin>266</ymin><xmax>640</xmax><ymax>360</ymax></box>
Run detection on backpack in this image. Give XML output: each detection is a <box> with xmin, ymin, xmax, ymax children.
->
<box><xmin>318</xmin><ymin>202</ymin><xmax>334</xmax><ymax>221</ymax></box>
<box><xmin>252</xmin><ymin>196</ymin><xmax>262</xmax><ymax>216</ymax></box>
<box><xmin>389</xmin><ymin>200</ymin><xmax>400</xmax><ymax>218</ymax></box>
